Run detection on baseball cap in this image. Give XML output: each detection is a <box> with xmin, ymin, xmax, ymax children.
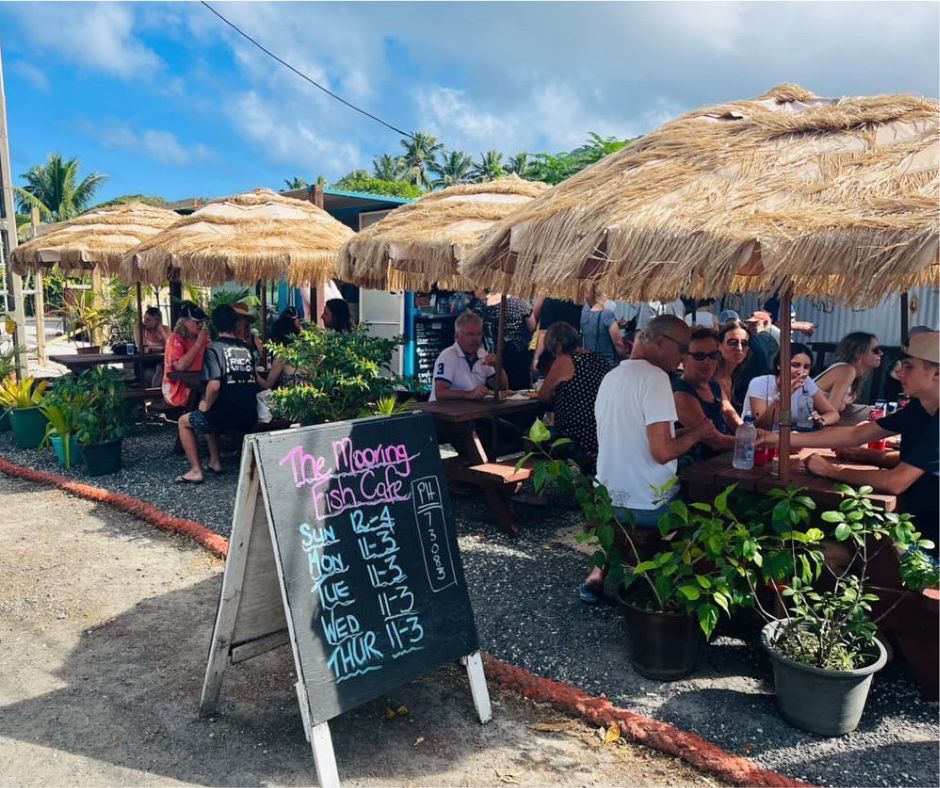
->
<box><xmin>903</xmin><ymin>331</ymin><xmax>939</xmax><ymax>364</ymax></box>
<box><xmin>718</xmin><ymin>309</ymin><xmax>740</xmax><ymax>324</ymax></box>
<box><xmin>231</xmin><ymin>302</ymin><xmax>258</xmax><ymax>322</ymax></box>
<box><xmin>178</xmin><ymin>301</ymin><xmax>207</xmax><ymax>322</ymax></box>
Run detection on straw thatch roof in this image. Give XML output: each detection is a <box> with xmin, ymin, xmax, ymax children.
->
<box><xmin>9</xmin><ymin>202</ymin><xmax>181</xmax><ymax>277</ymax></box>
<box><xmin>121</xmin><ymin>188</ymin><xmax>354</xmax><ymax>286</ymax></box>
<box><xmin>338</xmin><ymin>175</ymin><xmax>549</xmax><ymax>291</ymax></box>
<box><xmin>461</xmin><ymin>85</ymin><xmax>939</xmax><ymax>307</ymax></box>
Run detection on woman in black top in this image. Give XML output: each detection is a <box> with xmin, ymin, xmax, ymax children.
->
<box><xmin>471</xmin><ymin>289</ymin><xmax>535</xmax><ymax>390</ymax></box>
<box><xmin>673</xmin><ymin>327</ymin><xmax>742</xmax><ymax>459</ymax></box>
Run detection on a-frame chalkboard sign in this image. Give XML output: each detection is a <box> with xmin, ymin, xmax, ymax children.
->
<box><xmin>200</xmin><ymin>413</ymin><xmax>491</xmax><ymax>786</ymax></box>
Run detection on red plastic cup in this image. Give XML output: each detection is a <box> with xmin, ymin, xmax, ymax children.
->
<box><xmin>754</xmin><ymin>446</ymin><xmax>770</xmax><ymax>467</ymax></box>
<box><xmin>867</xmin><ymin>407</ymin><xmax>886</xmax><ymax>450</ymax></box>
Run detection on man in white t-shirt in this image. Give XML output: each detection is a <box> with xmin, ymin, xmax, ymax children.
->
<box><xmin>430</xmin><ymin>310</ymin><xmax>507</xmax><ymax>402</ymax></box>
<box><xmin>581</xmin><ymin>315</ymin><xmax>716</xmax><ymax>603</ymax></box>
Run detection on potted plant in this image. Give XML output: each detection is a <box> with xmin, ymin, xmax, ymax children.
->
<box><xmin>0</xmin><ymin>345</ymin><xmax>20</xmax><ymax>431</ymax></box>
<box><xmin>38</xmin><ymin>378</ymin><xmax>89</xmax><ymax>468</ymax></box>
<box><xmin>521</xmin><ymin>420</ymin><xmax>806</xmax><ymax>680</ymax></box>
<box><xmin>753</xmin><ymin>485</ymin><xmax>932</xmax><ymax>736</ymax></box>
<box><xmin>0</xmin><ymin>376</ymin><xmax>49</xmax><ymax>448</ymax></box>
<box><xmin>74</xmin><ymin>367</ymin><xmax>131</xmax><ymax>475</ymax></box>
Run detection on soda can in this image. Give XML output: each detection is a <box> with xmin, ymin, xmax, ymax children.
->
<box><xmin>867</xmin><ymin>405</ymin><xmax>886</xmax><ymax>450</ymax></box>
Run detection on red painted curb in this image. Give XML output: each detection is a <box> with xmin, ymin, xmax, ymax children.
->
<box><xmin>0</xmin><ymin>455</ymin><xmax>808</xmax><ymax>786</ymax></box>
<box><xmin>0</xmin><ymin>457</ymin><xmax>229</xmax><ymax>559</ymax></box>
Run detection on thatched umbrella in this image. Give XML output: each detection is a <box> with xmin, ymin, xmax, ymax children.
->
<box><xmin>10</xmin><ymin>201</ymin><xmax>180</xmax><ymax>277</ymax></box>
<box><xmin>462</xmin><ymin>84</ymin><xmax>939</xmax><ymax>479</ymax></box>
<box><xmin>121</xmin><ymin>188</ymin><xmax>354</xmax><ymax>288</ymax></box>
<box><xmin>338</xmin><ymin>176</ymin><xmax>549</xmax><ymax>390</ymax></box>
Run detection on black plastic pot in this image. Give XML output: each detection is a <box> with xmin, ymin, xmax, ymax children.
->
<box><xmin>82</xmin><ymin>438</ymin><xmax>122</xmax><ymax>476</ymax></box>
<box><xmin>618</xmin><ymin>588</ymin><xmax>702</xmax><ymax>680</ymax></box>
<box><xmin>761</xmin><ymin>620</ymin><xmax>887</xmax><ymax>736</ymax></box>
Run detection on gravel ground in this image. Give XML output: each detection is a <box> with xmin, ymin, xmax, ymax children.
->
<box><xmin>2</xmin><ymin>421</ymin><xmax>938</xmax><ymax>787</ymax></box>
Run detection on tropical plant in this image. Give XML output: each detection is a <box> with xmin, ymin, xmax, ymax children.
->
<box><xmin>271</xmin><ymin>325</ymin><xmax>400</xmax><ymax>425</ymax></box>
<box><xmin>529</xmin><ymin>152</ymin><xmax>575</xmax><ymax>185</ymax></box>
<box><xmin>103</xmin><ymin>281</ymin><xmax>137</xmax><ymax>344</ymax></box>
<box><xmin>38</xmin><ymin>378</ymin><xmax>90</xmax><ymax>467</ymax></box>
<box><xmin>361</xmin><ymin>395</ymin><xmax>415</xmax><ymax>418</ymax></box>
<box><xmin>471</xmin><ymin>150</ymin><xmax>505</xmax><ymax>183</ymax></box>
<box><xmin>504</xmin><ymin>152</ymin><xmax>535</xmax><ymax>179</ymax></box>
<box><xmin>283</xmin><ymin>177</ymin><xmax>309</xmax><ymax>190</ymax></box>
<box><xmin>0</xmin><ymin>345</ymin><xmax>22</xmax><ymax>381</ymax></box>
<box><xmin>73</xmin><ymin>367</ymin><xmax>131</xmax><ymax>445</ymax></box>
<box><xmin>429</xmin><ymin>150</ymin><xmax>473</xmax><ymax>188</ymax></box>
<box><xmin>15</xmin><ymin>153</ymin><xmax>108</xmax><ymax>221</ymax></box>
<box><xmin>330</xmin><ymin>173</ymin><xmax>422</xmax><ymax>199</ymax></box>
<box><xmin>0</xmin><ymin>377</ymin><xmax>48</xmax><ymax>413</ymax></box>
<box><xmin>372</xmin><ymin>154</ymin><xmax>409</xmax><ymax>182</ymax></box>
<box><xmin>400</xmin><ymin>131</ymin><xmax>445</xmax><ymax>190</ymax></box>
<box><xmin>91</xmin><ymin>194</ymin><xmax>168</xmax><ymax>210</ymax></box>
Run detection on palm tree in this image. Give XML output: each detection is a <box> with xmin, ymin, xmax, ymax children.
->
<box><xmin>471</xmin><ymin>150</ymin><xmax>505</xmax><ymax>183</ymax></box>
<box><xmin>16</xmin><ymin>153</ymin><xmax>108</xmax><ymax>221</ymax></box>
<box><xmin>284</xmin><ymin>176</ymin><xmax>309</xmax><ymax>190</ymax></box>
<box><xmin>429</xmin><ymin>150</ymin><xmax>473</xmax><ymax>189</ymax></box>
<box><xmin>504</xmin><ymin>152</ymin><xmax>534</xmax><ymax>179</ymax></box>
<box><xmin>529</xmin><ymin>152</ymin><xmax>574</xmax><ymax>185</ymax></box>
<box><xmin>372</xmin><ymin>154</ymin><xmax>408</xmax><ymax>182</ymax></box>
<box><xmin>400</xmin><ymin>131</ymin><xmax>445</xmax><ymax>190</ymax></box>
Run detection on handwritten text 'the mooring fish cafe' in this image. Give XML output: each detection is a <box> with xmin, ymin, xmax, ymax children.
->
<box><xmin>278</xmin><ymin>437</ymin><xmax>419</xmax><ymax>520</ymax></box>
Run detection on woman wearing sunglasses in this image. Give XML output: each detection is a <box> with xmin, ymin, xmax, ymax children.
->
<box><xmin>673</xmin><ymin>327</ymin><xmax>744</xmax><ymax>458</ymax></box>
<box><xmin>714</xmin><ymin>320</ymin><xmax>755</xmax><ymax>412</ymax></box>
<box><xmin>814</xmin><ymin>332</ymin><xmax>883</xmax><ymax>415</ymax></box>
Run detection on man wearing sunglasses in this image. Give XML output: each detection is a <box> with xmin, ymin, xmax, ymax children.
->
<box><xmin>762</xmin><ymin>332</ymin><xmax>938</xmax><ymax>548</ymax></box>
<box><xmin>582</xmin><ymin>316</ymin><xmax>719</xmax><ymax>602</ymax></box>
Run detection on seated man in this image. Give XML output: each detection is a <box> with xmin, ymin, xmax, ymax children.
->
<box><xmin>430</xmin><ymin>310</ymin><xmax>507</xmax><ymax>402</ymax></box>
<box><xmin>176</xmin><ymin>304</ymin><xmax>259</xmax><ymax>483</ymax></box>
<box><xmin>764</xmin><ymin>331</ymin><xmax>938</xmax><ymax>548</ymax></box>
<box><xmin>581</xmin><ymin>315</ymin><xmax>718</xmax><ymax>603</ymax></box>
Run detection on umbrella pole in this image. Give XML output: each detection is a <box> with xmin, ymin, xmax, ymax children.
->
<box><xmin>259</xmin><ymin>279</ymin><xmax>268</xmax><ymax>366</ymax></box>
<box><xmin>135</xmin><ymin>282</ymin><xmax>144</xmax><ymax>351</ymax></box>
<box><xmin>778</xmin><ymin>287</ymin><xmax>793</xmax><ymax>484</ymax></box>
<box><xmin>495</xmin><ymin>294</ymin><xmax>507</xmax><ymax>400</ymax></box>
<box><xmin>900</xmin><ymin>291</ymin><xmax>909</xmax><ymax>346</ymax></box>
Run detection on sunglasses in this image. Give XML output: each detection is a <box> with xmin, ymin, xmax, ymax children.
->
<box><xmin>726</xmin><ymin>338</ymin><xmax>750</xmax><ymax>349</ymax></box>
<box><xmin>687</xmin><ymin>351</ymin><xmax>721</xmax><ymax>361</ymax></box>
<box><xmin>870</xmin><ymin>347</ymin><xmax>884</xmax><ymax>355</ymax></box>
<box><xmin>661</xmin><ymin>335</ymin><xmax>689</xmax><ymax>355</ymax></box>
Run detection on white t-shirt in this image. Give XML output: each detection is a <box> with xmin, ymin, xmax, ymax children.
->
<box><xmin>594</xmin><ymin>359</ymin><xmax>678</xmax><ymax>510</ymax></box>
<box><xmin>429</xmin><ymin>343</ymin><xmax>495</xmax><ymax>402</ymax></box>
<box><xmin>743</xmin><ymin>374</ymin><xmax>820</xmax><ymax>427</ymax></box>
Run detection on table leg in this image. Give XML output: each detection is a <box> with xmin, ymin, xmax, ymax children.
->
<box><xmin>448</xmin><ymin>424</ymin><xmax>519</xmax><ymax>537</ymax></box>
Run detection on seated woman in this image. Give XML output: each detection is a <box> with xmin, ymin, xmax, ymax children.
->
<box><xmin>322</xmin><ymin>298</ymin><xmax>353</xmax><ymax>332</ymax></box>
<box><xmin>258</xmin><ymin>315</ymin><xmax>304</xmax><ymax>390</ymax></box>
<box><xmin>814</xmin><ymin>331</ymin><xmax>883</xmax><ymax>417</ymax></box>
<box><xmin>580</xmin><ymin>294</ymin><xmax>628</xmax><ymax>368</ymax></box>
<box><xmin>713</xmin><ymin>319</ymin><xmax>754</xmax><ymax>413</ymax></box>
<box><xmin>161</xmin><ymin>302</ymin><xmax>209</xmax><ymax>409</ymax></box>
<box><xmin>744</xmin><ymin>342</ymin><xmax>840</xmax><ymax>432</ymax></box>
<box><xmin>137</xmin><ymin>306</ymin><xmax>170</xmax><ymax>387</ymax></box>
<box><xmin>673</xmin><ymin>327</ymin><xmax>742</xmax><ymax>459</ymax></box>
<box><xmin>538</xmin><ymin>321</ymin><xmax>611</xmax><ymax>468</ymax></box>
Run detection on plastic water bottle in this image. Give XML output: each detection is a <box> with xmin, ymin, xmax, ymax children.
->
<box><xmin>733</xmin><ymin>416</ymin><xmax>757</xmax><ymax>470</ymax></box>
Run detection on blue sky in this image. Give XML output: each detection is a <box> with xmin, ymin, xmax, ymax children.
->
<box><xmin>0</xmin><ymin>1</ymin><xmax>937</xmax><ymax>205</ymax></box>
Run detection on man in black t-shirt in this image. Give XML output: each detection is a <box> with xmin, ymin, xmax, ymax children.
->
<box><xmin>176</xmin><ymin>304</ymin><xmax>259</xmax><ymax>483</ymax></box>
<box><xmin>765</xmin><ymin>332</ymin><xmax>939</xmax><ymax>546</ymax></box>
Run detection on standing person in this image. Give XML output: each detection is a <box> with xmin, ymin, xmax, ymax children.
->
<box><xmin>580</xmin><ymin>294</ymin><xmax>628</xmax><ymax>367</ymax></box>
<box><xmin>322</xmin><ymin>298</ymin><xmax>353</xmax><ymax>332</ymax></box>
<box><xmin>175</xmin><ymin>304</ymin><xmax>259</xmax><ymax>483</ymax></box>
<box><xmin>762</xmin><ymin>332</ymin><xmax>939</xmax><ymax>548</ymax></box>
<box><xmin>430</xmin><ymin>310</ymin><xmax>507</xmax><ymax>402</ymax></box>
<box><xmin>472</xmin><ymin>289</ymin><xmax>535</xmax><ymax>390</ymax></box>
<box><xmin>531</xmin><ymin>296</ymin><xmax>583</xmax><ymax>377</ymax></box>
<box><xmin>537</xmin><ymin>321</ymin><xmax>611</xmax><ymax>464</ymax></box>
<box><xmin>814</xmin><ymin>332</ymin><xmax>883</xmax><ymax>414</ymax></box>
<box><xmin>673</xmin><ymin>327</ymin><xmax>743</xmax><ymax>459</ymax></box>
<box><xmin>744</xmin><ymin>343</ymin><xmax>840</xmax><ymax>431</ymax></box>
<box><xmin>580</xmin><ymin>316</ymin><xmax>717</xmax><ymax>603</ymax></box>
<box><xmin>161</xmin><ymin>302</ymin><xmax>209</xmax><ymax>408</ymax></box>
<box><xmin>714</xmin><ymin>319</ymin><xmax>755</xmax><ymax>412</ymax></box>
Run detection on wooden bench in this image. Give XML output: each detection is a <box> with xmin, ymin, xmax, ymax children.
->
<box><xmin>468</xmin><ymin>460</ymin><xmax>533</xmax><ymax>486</ymax></box>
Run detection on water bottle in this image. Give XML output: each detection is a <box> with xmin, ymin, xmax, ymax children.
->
<box><xmin>732</xmin><ymin>416</ymin><xmax>757</xmax><ymax>470</ymax></box>
<box><xmin>795</xmin><ymin>389</ymin><xmax>814</xmax><ymax>431</ymax></box>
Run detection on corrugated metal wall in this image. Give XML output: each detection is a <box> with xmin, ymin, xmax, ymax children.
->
<box><xmin>722</xmin><ymin>285</ymin><xmax>939</xmax><ymax>347</ymax></box>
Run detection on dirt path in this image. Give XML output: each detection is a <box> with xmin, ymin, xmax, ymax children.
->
<box><xmin>0</xmin><ymin>475</ymin><xmax>718</xmax><ymax>787</ymax></box>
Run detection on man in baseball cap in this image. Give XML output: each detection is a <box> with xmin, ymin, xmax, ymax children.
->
<box><xmin>763</xmin><ymin>331</ymin><xmax>938</xmax><ymax>549</ymax></box>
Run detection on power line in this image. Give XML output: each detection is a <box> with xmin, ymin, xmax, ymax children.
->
<box><xmin>200</xmin><ymin>1</ymin><xmax>414</xmax><ymax>140</ymax></box>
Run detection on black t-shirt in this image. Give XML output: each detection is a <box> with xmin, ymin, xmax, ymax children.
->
<box><xmin>203</xmin><ymin>336</ymin><xmax>259</xmax><ymax>418</ymax></box>
<box><xmin>539</xmin><ymin>298</ymin><xmax>582</xmax><ymax>332</ymax></box>
<box><xmin>878</xmin><ymin>400</ymin><xmax>939</xmax><ymax>541</ymax></box>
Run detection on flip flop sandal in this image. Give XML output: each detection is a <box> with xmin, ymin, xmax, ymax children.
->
<box><xmin>579</xmin><ymin>582</ymin><xmax>604</xmax><ymax>604</ymax></box>
<box><xmin>175</xmin><ymin>475</ymin><xmax>204</xmax><ymax>484</ymax></box>
<box><xmin>206</xmin><ymin>467</ymin><xmax>225</xmax><ymax>476</ymax></box>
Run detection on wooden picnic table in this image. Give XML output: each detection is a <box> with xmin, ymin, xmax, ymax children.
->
<box><xmin>414</xmin><ymin>396</ymin><xmax>545</xmax><ymax>536</ymax></box>
<box><xmin>49</xmin><ymin>351</ymin><xmax>150</xmax><ymax>374</ymax></box>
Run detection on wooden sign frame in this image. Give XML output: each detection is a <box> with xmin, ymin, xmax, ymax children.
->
<box><xmin>200</xmin><ymin>431</ymin><xmax>491</xmax><ymax>787</ymax></box>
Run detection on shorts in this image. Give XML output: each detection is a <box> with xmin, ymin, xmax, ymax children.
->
<box><xmin>188</xmin><ymin>406</ymin><xmax>257</xmax><ymax>435</ymax></box>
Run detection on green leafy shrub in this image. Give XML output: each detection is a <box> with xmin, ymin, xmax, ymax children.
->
<box><xmin>74</xmin><ymin>367</ymin><xmax>132</xmax><ymax>445</ymax></box>
<box><xmin>270</xmin><ymin>325</ymin><xmax>400</xmax><ymax>425</ymax></box>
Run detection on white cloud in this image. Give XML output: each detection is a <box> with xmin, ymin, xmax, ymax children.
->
<box><xmin>97</xmin><ymin>122</ymin><xmax>213</xmax><ymax>167</ymax></box>
<box><xmin>7</xmin><ymin>3</ymin><xmax>162</xmax><ymax>80</ymax></box>
<box><xmin>11</xmin><ymin>61</ymin><xmax>50</xmax><ymax>92</ymax></box>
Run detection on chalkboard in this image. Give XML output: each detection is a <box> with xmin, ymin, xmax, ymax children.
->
<box><xmin>250</xmin><ymin>411</ymin><xmax>479</xmax><ymax>726</ymax></box>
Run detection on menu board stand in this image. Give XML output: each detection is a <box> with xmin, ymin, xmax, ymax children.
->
<box><xmin>199</xmin><ymin>415</ymin><xmax>491</xmax><ymax>787</ymax></box>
